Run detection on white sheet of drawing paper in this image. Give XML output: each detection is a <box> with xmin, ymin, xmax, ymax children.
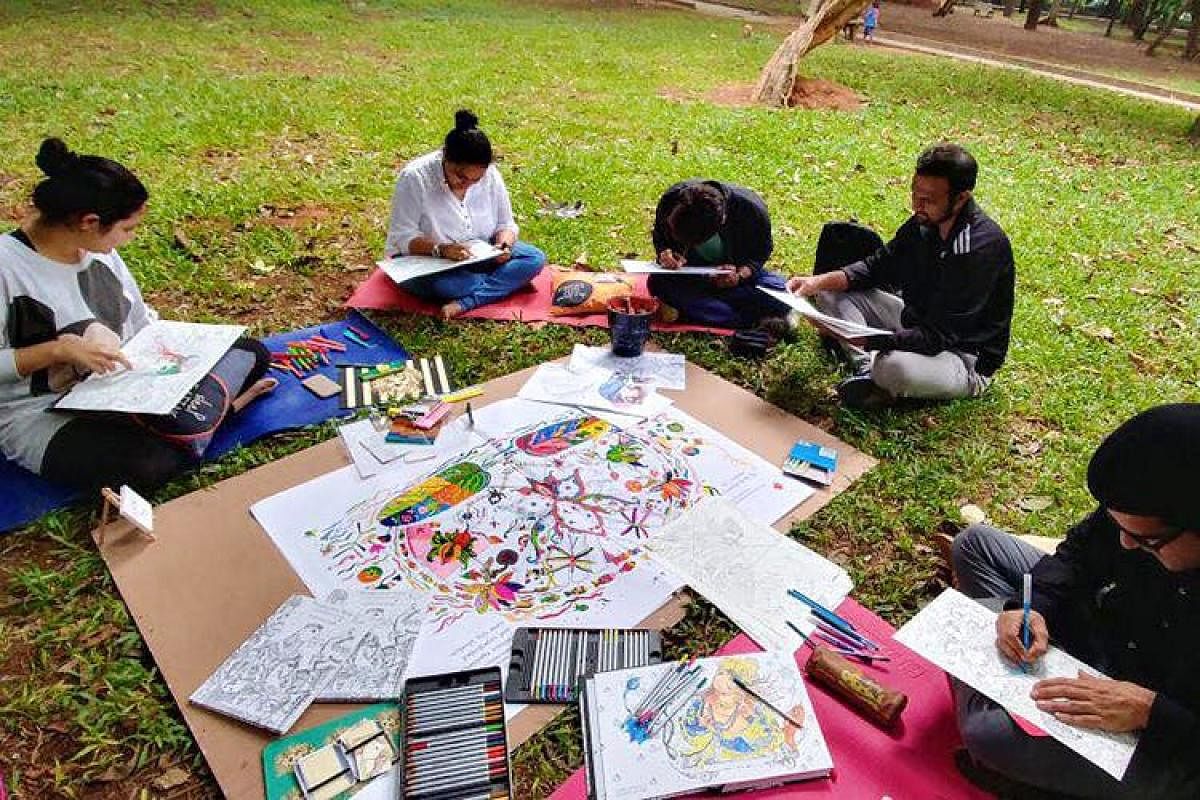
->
<box><xmin>56</xmin><ymin>320</ymin><xmax>244</xmax><ymax>414</ymax></box>
<box><xmin>756</xmin><ymin>287</ymin><xmax>891</xmax><ymax>340</ymax></box>
<box><xmin>517</xmin><ymin>363</ymin><xmax>674</xmax><ymax>418</ymax></box>
<box><xmin>646</xmin><ymin>496</ymin><xmax>845</xmax><ymax>651</ymax></box>
<box><xmin>377</xmin><ymin>240</ymin><xmax>502</xmax><ymax>284</ymax></box>
<box><xmin>568</xmin><ymin>344</ymin><xmax>687</xmax><ymax>392</ymax></box>
<box><xmin>893</xmin><ymin>588</ymin><xmax>1138</xmax><ymax>780</ymax></box>
<box><xmin>189</xmin><ymin>595</ymin><xmax>355</xmax><ymax>733</ymax></box>
<box><xmin>620</xmin><ymin>259</ymin><xmax>724</xmax><ymax>276</ymax></box>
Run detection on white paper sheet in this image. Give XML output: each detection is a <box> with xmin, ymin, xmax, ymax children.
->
<box><xmin>252</xmin><ymin>399</ymin><xmax>809</xmax><ymax>689</ymax></box>
<box><xmin>757</xmin><ymin>287</ymin><xmax>892</xmax><ymax>340</ymax></box>
<box><xmin>118</xmin><ymin>484</ymin><xmax>154</xmax><ymax>533</ymax></box>
<box><xmin>620</xmin><ymin>259</ymin><xmax>724</xmax><ymax>276</ymax></box>
<box><xmin>338</xmin><ymin>417</ymin><xmax>479</xmax><ymax>479</ymax></box>
<box><xmin>584</xmin><ymin>651</ymin><xmax>832</xmax><ymax>799</ymax></box>
<box><xmin>568</xmin><ymin>345</ymin><xmax>686</xmax><ymax>392</ymax></box>
<box><xmin>377</xmin><ymin>240</ymin><xmax>501</xmax><ymax>284</ymax></box>
<box><xmin>55</xmin><ymin>320</ymin><xmax>245</xmax><ymax>414</ymax></box>
<box><xmin>517</xmin><ymin>363</ymin><xmax>674</xmax><ymax>418</ymax></box>
<box><xmin>316</xmin><ymin>589</ymin><xmax>428</xmax><ymax>702</ymax></box>
<box><xmin>646</xmin><ymin>496</ymin><xmax>848</xmax><ymax>652</ymax></box>
<box><xmin>189</xmin><ymin>595</ymin><xmax>356</xmax><ymax>733</ymax></box>
<box><xmin>893</xmin><ymin>588</ymin><xmax>1138</xmax><ymax>780</ymax></box>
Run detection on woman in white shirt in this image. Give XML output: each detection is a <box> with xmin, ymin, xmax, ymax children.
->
<box><xmin>386</xmin><ymin>110</ymin><xmax>546</xmax><ymax>319</ymax></box>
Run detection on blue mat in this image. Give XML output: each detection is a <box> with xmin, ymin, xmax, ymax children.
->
<box><xmin>0</xmin><ymin>311</ymin><xmax>407</xmax><ymax>533</ymax></box>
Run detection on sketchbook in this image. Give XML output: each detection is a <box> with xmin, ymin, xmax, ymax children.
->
<box><xmin>55</xmin><ymin>320</ymin><xmax>245</xmax><ymax>415</ymax></box>
<box><xmin>757</xmin><ymin>287</ymin><xmax>892</xmax><ymax>341</ymax></box>
<box><xmin>568</xmin><ymin>345</ymin><xmax>686</xmax><ymax>392</ymax></box>
<box><xmin>581</xmin><ymin>651</ymin><xmax>833</xmax><ymax>799</ymax></box>
<box><xmin>189</xmin><ymin>595</ymin><xmax>356</xmax><ymax>733</ymax></box>
<box><xmin>377</xmin><ymin>240</ymin><xmax>502</xmax><ymax>284</ymax></box>
<box><xmin>646</xmin><ymin>496</ymin><xmax>848</xmax><ymax>652</ymax></box>
<box><xmin>517</xmin><ymin>362</ymin><xmax>674</xmax><ymax>418</ymax></box>
<box><xmin>620</xmin><ymin>259</ymin><xmax>723</xmax><ymax>276</ymax></box>
<box><xmin>893</xmin><ymin>588</ymin><xmax>1138</xmax><ymax>780</ymax></box>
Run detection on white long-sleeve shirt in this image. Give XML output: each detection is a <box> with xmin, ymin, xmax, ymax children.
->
<box><xmin>385</xmin><ymin>149</ymin><xmax>518</xmax><ymax>257</ymax></box>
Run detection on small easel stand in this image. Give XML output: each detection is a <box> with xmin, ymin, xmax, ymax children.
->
<box><xmin>97</xmin><ymin>487</ymin><xmax>157</xmax><ymax>546</ymax></box>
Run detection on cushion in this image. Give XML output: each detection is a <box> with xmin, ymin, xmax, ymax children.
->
<box><xmin>549</xmin><ymin>268</ymin><xmax>634</xmax><ymax>316</ymax></box>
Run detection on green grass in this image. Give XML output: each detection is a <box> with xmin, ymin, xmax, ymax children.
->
<box><xmin>1</xmin><ymin>0</ymin><xmax>1198</xmax><ymax>796</ymax></box>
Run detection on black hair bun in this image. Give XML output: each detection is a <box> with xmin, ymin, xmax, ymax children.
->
<box><xmin>36</xmin><ymin>137</ymin><xmax>79</xmax><ymax>177</ymax></box>
<box><xmin>453</xmin><ymin>109</ymin><xmax>479</xmax><ymax>132</ymax></box>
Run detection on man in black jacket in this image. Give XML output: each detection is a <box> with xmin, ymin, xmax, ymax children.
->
<box><xmin>950</xmin><ymin>404</ymin><xmax>1200</xmax><ymax>799</ymax></box>
<box><xmin>649</xmin><ymin>180</ymin><xmax>789</xmax><ymax>330</ymax></box>
<box><xmin>788</xmin><ymin>143</ymin><xmax>1014</xmax><ymax>409</ymax></box>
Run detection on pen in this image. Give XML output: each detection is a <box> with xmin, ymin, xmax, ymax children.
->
<box><xmin>1021</xmin><ymin>572</ymin><xmax>1032</xmax><ymax>674</ymax></box>
<box><xmin>788</xmin><ymin>589</ymin><xmax>881</xmax><ymax>650</ymax></box>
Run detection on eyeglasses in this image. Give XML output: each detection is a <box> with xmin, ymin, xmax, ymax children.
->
<box><xmin>1106</xmin><ymin>511</ymin><xmax>1185</xmax><ymax>552</ymax></box>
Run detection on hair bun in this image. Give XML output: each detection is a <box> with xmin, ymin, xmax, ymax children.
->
<box><xmin>35</xmin><ymin>137</ymin><xmax>79</xmax><ymax>178</ymax></box>
<box><xmin>453</xmin><ymin>109</ymin><xmax>479</xmax><ymax>132</ymax></box>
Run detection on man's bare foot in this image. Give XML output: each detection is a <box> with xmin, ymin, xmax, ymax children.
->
<box><xmin>441</xmin><ymin>301</ymin><xmax>465</xmax><ymax>320</ymax></box>
<box><xmin>231</xmin><ymin>377</ymin><xmax>278</xmax><ymax>413</ymax></box>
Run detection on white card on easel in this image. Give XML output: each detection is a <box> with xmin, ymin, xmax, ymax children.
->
<box><xmin>118</xmin><ymin>485</ymin><xmax>154</xmax><ymax>533</ymax></box>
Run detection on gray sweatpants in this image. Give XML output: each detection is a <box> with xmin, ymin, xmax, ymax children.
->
<box><xmin>951</xmin><ymin>525</ymin><xmax>1170</xmax><ymax>799</ymax></box>
<box><xmin>813</xmin><ymin>289</ymin><xmax>991</xmax><ymax>400</ymax></box>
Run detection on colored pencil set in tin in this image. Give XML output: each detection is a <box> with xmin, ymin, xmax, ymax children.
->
<box><xmin>505</xmin><ymin>627</ymin><xmax>664</xmax><ymax>704</ymax></box>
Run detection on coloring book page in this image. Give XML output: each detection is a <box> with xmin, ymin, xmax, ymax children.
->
<box><xmin>252</xmin><ymin>399</ymin><xmax>809</xmax><ymax>688</ymax></box>
<box><xmin>585</xmin><ymin>651</ymin><xmax>832</xmax><ymax>799</ymax></box>
<box><xmin>518</xmin><ymin>363</ymin><xmax>674</xmax><ymax>418</ymax></box>
<box><xmin>646</xmin><ymin>496</ymin><xmax>844</xmax><ymax>653</ymax></box>
<box><xmin>189</xmin><ymin>595</ymin><xmax>356</xmax><ymax>733</ymax></box>
<box><xmin>569</xmin><ymin>345</ymin><xmax>687</xmax><ymax>392</ymax></box>
<box><xmin>317</xmin><ymin>589</ymin><xmax>429</xmax><ymax>702</ymax></box>
<box><xmin>56</xmin><ymin>320</ymin><xmax>244</xmax><ymax>414</ymax></box>
<box><xmin>893</xmin><ymin>588</ymin><xmax>1138</xmax><ymax>780</ymax></box>
<box><xmin>377</xmin><ymin>240</ymin><xmax>501</xmax><ymax>284</ymax></box>
<box><xmin>756</xmin><ymin>287</ymin><xmax>891</xmax><ymax>341</ymax></box>
<box><xmin>620</xmin><ymin>259</ymin><xmax>724</xmax><ymax>276</ymax></box>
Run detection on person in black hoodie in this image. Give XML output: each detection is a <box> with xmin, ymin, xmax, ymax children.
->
<box><xmin>788</xmin><ymin>143</ymin><xmax>1014</xmax><ymax>409</ymax></box>
<box><xmin>648</xmin><ymin>180</ymin><xmax>790</xmax><ymax>332</ymax></box>
<box><xmin>950</xmin><ymin>404</ymin><xmax>1200</xmax><ymax>799</ymax></box>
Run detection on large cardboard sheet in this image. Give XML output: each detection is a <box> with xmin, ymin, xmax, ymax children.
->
<box><xmin>94</xmin><ymin>362</ymin><xmax>875</xmax><ymax>800</ymax></box>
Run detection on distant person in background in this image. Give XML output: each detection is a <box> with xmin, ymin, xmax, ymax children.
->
<box><xmin>787</xmin><ymin>143</ymin><xmax>1014</xmax><ymax>409</ymax></box>
<box><xmin>0</xmin><ymin>138</ymin><xmax>272</xmax><ymax>492</ymax></box>
<box><xmin>863</xmin><ymin>0</ymin><xmax>880</xmax><ymax>42</ymax></box>
<box><xmin>648</xmin><ymin>180</ymin><xmax>790</xmax><ymax>335</ymax></box>
<box><xmin>386</xmin><ymin>110</ymin><xmax>546</xmax><ymax>320</ymax></box>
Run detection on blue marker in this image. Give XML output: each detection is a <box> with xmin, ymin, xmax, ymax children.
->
<box><xmin>1021</xmin><ymin>572</ymin><xmax>1033</xmax><ymax>674</ymax></box>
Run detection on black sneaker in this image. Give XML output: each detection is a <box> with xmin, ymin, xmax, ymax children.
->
<box><xmin>729</xmin><ymin>328</ymin><xmax>773</xmax><ymax>359</ymax></box>
<box><xmin>758</xmin><ymin>315</ymin><xmax>796</xmax><ymax>344</ymax></box>
<box><xmin>836</xmin><ymin>374</ymin><xmax>894</xmax><ymax>409</ymax></box>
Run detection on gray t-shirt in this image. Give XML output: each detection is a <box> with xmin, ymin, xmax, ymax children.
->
<box><xmin>0</xmin><ymin>232</ymin><xmax>155</xmax><ymax>471</ymax></box>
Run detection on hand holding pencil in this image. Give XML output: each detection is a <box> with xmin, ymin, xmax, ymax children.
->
<box><xmin>995</xmin><ymin>607</ymin><xmax>1049</xmax><ymax>668</ymax></box>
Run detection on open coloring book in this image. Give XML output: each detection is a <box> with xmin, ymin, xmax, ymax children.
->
<box><xmin>646</xmin><ymin>496</ymin><xmax>844</xmax><ymax>652</ymax></box>
<box><xmin>620</xmin><ymin>259</ymin><xmax>723</xmax><ymax>276</ymax></box>
<box><xmin>581</xmin><ymin>651</ymin><xmax>832</xmax><ymax>799</ymax></box>
<box><xmin>377</xmin><ymin>240</ymin><xmax>502</xmax><ymax>285</ymax></box>
<box><xmin>894</xmin><ymin>588</ymin><xmax>1138</xmax><ymax>780</ymax></box>
<box><xmin>55</xmin><ymin>320</ymin><xmax>244</xmax><ymax>415</ymax></box>
<box><xmin>518</xmin><ymin>362</ymin><xmax>674</xmax><ymax>418</ymax></box>
<box><xmin>757</xmin><ymin>287</ymin><xmax>891</xmax><ymax>341</ymax></box>
<box><xmin>252</xmin><ymin>399</ymin><xmax>810</xmax><ymax>691</ymax></box>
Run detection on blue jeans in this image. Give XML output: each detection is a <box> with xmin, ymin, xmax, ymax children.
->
<box><xmin>403</xmin><ymin>241</ymin><xmax>545</xmax><ymax>312</ymax></box>
<box><xmin>645</xmin><ymin>269</ymin><xmax>789</xmax><ymax>329</ymax></box>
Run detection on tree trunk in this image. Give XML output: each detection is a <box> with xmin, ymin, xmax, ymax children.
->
<box><xmin>1041</xmin><ymin>0</ymin><xmax>1062</xmax><ymax>25</ymax></box>
<box><xmin>1004</xmin><ymin>0</ymin><xmax>1018</xmax><ymax>16</ymax></box>
<box><xmin>1128</xmin><ymin>0</ymin><xmax>1148</xmax><ymax>35</ymax></box>
<box><xmin>1025</xmin><ymin>0</ymin><xmax>1043</xmax><ymax>28</ymax></box>
<box><xmin>1146</xmin><ymin>2</ymin><xmax>1185</xmax><ymax>54</ymax></box>
<box><xmin>1067</xmin><ymin>0</ymin><xmax>1079</xmax><ymax>19</ymax></box>
<box><xmin>1186</xmin><ymin>0</ymin><xmax>1200</xmax><ymax>58</ymax></box>
<box><xmin>753</xmin><ymin>0</ymin><xmax>872</xmax><ymax>106</ymax></box>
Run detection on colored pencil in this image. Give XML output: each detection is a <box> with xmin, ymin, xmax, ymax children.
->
<box><xmin>1021</xmin><ymin>572</ymin><xmax>1033</xmax><ymax>674</ymax></box>
<box><xmin>732</xmin><ymin>676</ymin><xmax>805</xmax><ymax>728</ymax></box>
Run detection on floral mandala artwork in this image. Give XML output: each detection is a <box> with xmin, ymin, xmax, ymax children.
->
<box><xmin>304</xmin><ymin>413</ymin><xmax>707</xmax><ymax>630</ymax></box>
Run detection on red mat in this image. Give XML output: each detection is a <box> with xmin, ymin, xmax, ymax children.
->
<box><xmin>345</xmin><ymin>268</ymin><xmax>734</xmax><ymax>336</ymax></box>
<box><xmin>548</xmin><ymin>598</ymin><xmax>990</xmax><ymax>800</ymax></box>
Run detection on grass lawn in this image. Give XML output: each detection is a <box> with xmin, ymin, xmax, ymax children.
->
<box><xmin>0</xmin><ymin>0</ymin><xmax>1197</xmax><ymax>797</ymax></box>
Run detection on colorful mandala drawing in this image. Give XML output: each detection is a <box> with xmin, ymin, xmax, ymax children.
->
<box><xmin>308</xmin><ymin>413</ymin><xmax>700</xmax><ymax>629</ymax></box>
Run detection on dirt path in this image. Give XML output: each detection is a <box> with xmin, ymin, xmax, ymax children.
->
<box><xmin>659</xmin><ymin>0</ymin><xmax>1200</xmax><ymax>111</ymax></box>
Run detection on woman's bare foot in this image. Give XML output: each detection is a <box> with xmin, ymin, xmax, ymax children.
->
<box><xmin>441</xmin><ymin>301</ymin><xmax>465</xmax><ymax>320</ymax></box>
<box><xmin>231</xmin><ymin>377</ymin><xmax>278</xmax><ymax>413</ymax></box>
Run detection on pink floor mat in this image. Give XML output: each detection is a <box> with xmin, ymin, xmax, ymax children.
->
<box><xmin>346</xmin><ymin>268</ymin><xmax>734</xmax><ymax>336</ymax></box>
<box><xmin>547</xmin><ymin>598</ymin><xmax>990</xmax><ymax>800</ymax></box>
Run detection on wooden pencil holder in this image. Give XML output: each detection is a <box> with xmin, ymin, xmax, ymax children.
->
<box><xmin>805</xmin><ymin>646</ymin><xmax>907</xmax><ymax>728</ymax></box>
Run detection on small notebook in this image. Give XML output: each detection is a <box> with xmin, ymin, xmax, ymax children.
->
<box><xmin>580</xmin><ymin>651</ymin><xmax>832</xmax><ymax>799</ymax></box>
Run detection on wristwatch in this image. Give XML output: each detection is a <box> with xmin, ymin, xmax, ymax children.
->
<box><xmin>432</xmin><ymin>243</ymin><xmax>443</xmax><ymax>258</ymax></box>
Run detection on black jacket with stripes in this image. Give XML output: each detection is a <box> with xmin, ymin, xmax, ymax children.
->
<box><xmin>842</xmin><ymin>199</ymin><xmax>1015</xmax><ymax>376</ymax></box>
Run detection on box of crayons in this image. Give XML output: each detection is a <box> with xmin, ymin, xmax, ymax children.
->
<box><xmin>504</xmin><ymin>627</ymin><xmax>663</xmax><ymax>705</ymax></box>
<box><xmin>401</xmin><ymin>666</ymin><xmax>512</xmax><ymax>800</ymax></box>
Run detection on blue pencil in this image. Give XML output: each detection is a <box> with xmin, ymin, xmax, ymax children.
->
<box><xmin>788</xmin><ymin>590</ymin><xmax>881</xmax><ymax>650</ymax></box>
